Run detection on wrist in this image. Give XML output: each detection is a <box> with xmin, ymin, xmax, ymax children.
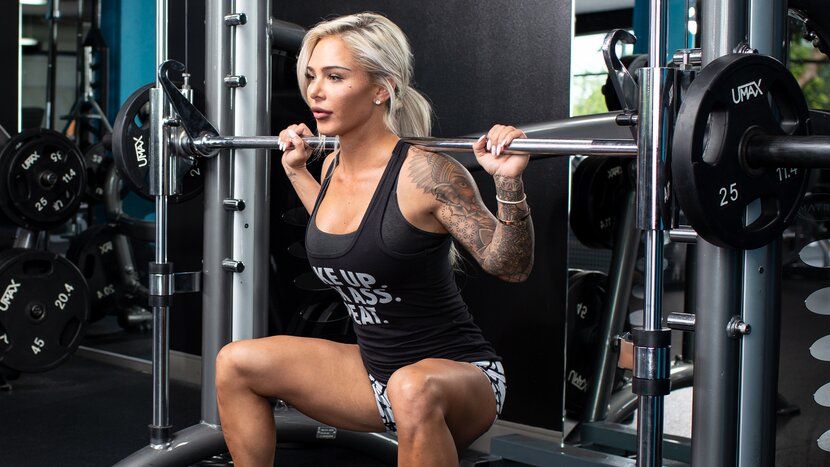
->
<box><xmin>494</xmin><ymin>175</ymin><xmax>524</xmax><ymax>203</ymax></box>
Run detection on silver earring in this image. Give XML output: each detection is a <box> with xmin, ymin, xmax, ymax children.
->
<box><xmin>374</xmin><ymin>99</ymin><xmax>382</xmax><ymax>105</ymax></box>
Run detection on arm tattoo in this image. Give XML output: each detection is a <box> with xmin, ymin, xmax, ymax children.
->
<box><xmin>408</xmin><ymin>152</ymin><xmax>534</xmax><ymax>281</ymax></box>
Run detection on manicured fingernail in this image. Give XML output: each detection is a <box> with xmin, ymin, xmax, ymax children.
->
<box><xmin>279</xmin><ymin>141</ymin><xmax>284</xmax><ymax>151</ymax></box>
<box><xmin>477</xmin><ymin>135</ymin><xmax>486</xmax><ymax>143</ymax></box>
<box><xmin>497</xmin><ymin>144</ymin><xmax>503</xmax><ymax>156</ymax></box>
<box><xmin>486</xmin><ymin>139</ymin><xmax>492</xmax><ymax>151</ymax></box>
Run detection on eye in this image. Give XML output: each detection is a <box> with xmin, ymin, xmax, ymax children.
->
<box><xmin>328</xmin><ymin>74</ymin><xmax>343</xmax><ymax>81</ymax></box>
<box><xmin>304</xmin><ymin>73</ymin><xmax>315</xmax><ymax>81</ymax></box>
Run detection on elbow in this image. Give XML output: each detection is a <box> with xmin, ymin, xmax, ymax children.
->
<box><xmin>485</xmin><ymin>255</ymin><xmax>534</xmax><ymax>283</ymax></box>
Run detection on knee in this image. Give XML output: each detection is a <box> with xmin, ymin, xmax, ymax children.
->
<box><xmin>387</xmin><ymin>364</ymin><xmax>445</xmax><ymax>426</ymax></box>
<box><xmin>215</xmin><ymin>340</ymin><xmax>256</xmax><ymax>392</ymax></box>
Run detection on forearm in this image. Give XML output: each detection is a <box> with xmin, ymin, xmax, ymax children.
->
<box><xmin>482</xmin><ymin>175</ymin><xmax>534</xmax><ymax>282</ymax></box>
<box><xmin>284</xmin><ymin>164</ymin><xmax>321</xmax><ymax>214</ymax></box>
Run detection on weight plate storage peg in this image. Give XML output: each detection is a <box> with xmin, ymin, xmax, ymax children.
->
<box><xmin>0</xmin><ymin>129</ymin><xmax>87</xmax><ymax>230</ymax></box>
<box><xmin>672</xmin><ymin>53</ymin><xmax>810</xmax><ymax>250</ymax></box>
<box><xmin>112</xmin><ymin>83</ymin><xmax>204</xmax><ymax>203</ymax></box>
<box><xmin>0</xmin><ymin>249</ymin><xmax>91</xmax><ymax>373</ymax></box>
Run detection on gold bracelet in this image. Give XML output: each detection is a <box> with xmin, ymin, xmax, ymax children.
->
<box><xmin>497</xmin><ymin>207</ymin><xmax>531</xmax><ymax>226</ymax></box>
<box><xmin>496</xmin><ymin>193</ymin><xmax>527</xmax><ymax>205</ymax></box>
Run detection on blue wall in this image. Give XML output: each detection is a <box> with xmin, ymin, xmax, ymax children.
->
<box><xmin>101</xmin><ymin>0</ymin><xmax>155</xmax><ymax>121</ymax></box>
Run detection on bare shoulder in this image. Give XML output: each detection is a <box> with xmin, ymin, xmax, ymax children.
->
<box><xmin>401</xmin><ymin>146</ymin><xmax>479</xmax><ymax>203</ymax></box>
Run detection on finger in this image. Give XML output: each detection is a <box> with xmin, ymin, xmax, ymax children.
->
<box><xmin>491</xmin><ymin>125</ymin><xmax>512</xmax><ymax>157</ymax></box>
<box><xmin>500</xmin><ymin>127</ymin><xmax>525</xmax><ymax>154</ymax></box>
<box><xmin>487</xmin><ymin>124</ymin><xmax>505</xmax><ymax>155</ymax></box>
<box><xmin>288</xmin><ymin>129</ymin><xmax>306</xmax><ymax>151</ymax></box>
<box><xmin>472</xmin><ymin>135</ymin><xmax>487</xmax><ymax>156</ymax></box>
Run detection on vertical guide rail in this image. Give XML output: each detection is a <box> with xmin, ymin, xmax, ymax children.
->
<box><xmin>149</xmin><ymin>0</ymin><xmax>172</xmax><ymax>447</ymax></box>
<box><xmin>202</xmin><ymin>0</ymin><xmax>233</xmax><ymax>427</ymax></box>
<box><xmin>691</xmin><ymin>1</ymin><xmax>746</xmax><ymax>465</ymax></box>
<box><xmin>44</xmin><ymin>0</ymin><xmax>59</xmax><ymax>130</ymax></box>
<box><xmin>634</xmin><ymin>0</ymin><xmax>672</xmax><ymax>466</ymax></box>
<box><xmin>229</xmin><ymin>0</ymin><xmax>271</xmax><ymax>342</ymax></box>
<box><xmin>739</xmin><ymin>2</ymin><xmax>787</xmax><ymax>465</ymax></box>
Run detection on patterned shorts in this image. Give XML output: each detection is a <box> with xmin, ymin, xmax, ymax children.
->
<box><xmin>367</xmin><ymin>360</ymin><xmax>506</xmax><ymax>433</ymax></box>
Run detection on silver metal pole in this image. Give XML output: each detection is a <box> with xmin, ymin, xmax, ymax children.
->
<box><xmin>691</xmin><ymin>1</ymin><xmax>746</xmax><ymax>465</ymax></box>
<box><xmin>44</xmin><ymin>0</ymin><xmax>60</xmax><ymax>130</ymax></box>
<box><xmin>150</xmin><ymin>0</ymin><xmax>171</xmax><ymax>447</ymax></box>
<box><xmin>202</xmin><ymin>0</ymin><xmax>233</xmax><ymax>428</ymax></box>
<box><xmin>738</xmin><ymin>3</ymin><xmax>787</xmax><ymax>466</ymax></box>
<box><xmin>229</xmin><ymin>0</ymin><xmax>271</xmax><ymax>341</ymax></box>
<box><xmin>634</xmin><ymin>1</ymin><xmax>672</xmax><ymax>465</ymax></box>
<box><xmin>194</xmin><ymin>135</ymin><xmax>638</xmax><ymax>157</ymax></box>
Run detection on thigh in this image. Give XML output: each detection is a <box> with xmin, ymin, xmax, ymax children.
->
<box><xmin>229</xmin><ymin>335</ymin><xmax>386</xmax><ymax>433</ymax></box>
<box><xmin>392</xmin><ymin>358</ymin><xmax>500</xmax><ymax>447</ymax></box>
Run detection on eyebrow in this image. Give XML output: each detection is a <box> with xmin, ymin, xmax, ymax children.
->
<box><xmin>306</xmin><ymin>65</ymin><xmax>353</xmax><ymax>73</ymax></box>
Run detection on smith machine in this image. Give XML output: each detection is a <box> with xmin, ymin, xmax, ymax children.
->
<box><xmin>114</xmin><ymin>0</ymin><xmax>827</xmax><ymax>466</ymax></box>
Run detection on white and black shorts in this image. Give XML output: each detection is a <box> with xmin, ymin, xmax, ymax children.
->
<box><xmin>367</xmin><ymin>360</ymin><xmax>506</xmax><ymax>433</ymax></box>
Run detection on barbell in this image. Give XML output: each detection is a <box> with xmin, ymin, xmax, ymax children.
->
<box><xmin>111</xmin><ymin>54</ymin><xmax>830</xmax><ymax>250</ymax></box>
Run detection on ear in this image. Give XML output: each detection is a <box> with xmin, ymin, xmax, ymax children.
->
<box><xmin>373</xmin><ymin>81</ymin><xmax>394</xmax><ymax>104</ymax></box>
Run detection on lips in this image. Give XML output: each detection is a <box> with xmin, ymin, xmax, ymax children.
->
<box><xmin>311</xmin><ymin>107</ymin><xmax>332</xmax><ymax>119</ymax></box>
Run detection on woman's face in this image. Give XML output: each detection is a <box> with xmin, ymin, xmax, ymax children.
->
<box><xmin>305</xmin><ymin>36</ymin><xmax>381</xmax><ymax>137</ymax></box>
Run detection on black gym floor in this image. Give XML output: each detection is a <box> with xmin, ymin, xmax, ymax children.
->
<box><xmin>1</xmin><ymin>273</ymin><xmax>829</xmax><ymax>467</ymax></box>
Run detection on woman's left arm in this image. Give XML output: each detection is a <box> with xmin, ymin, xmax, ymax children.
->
<box><xmin>408</xmin><ymin>125</ymin><xmax>534</xmax><ymax>282</ymax></box>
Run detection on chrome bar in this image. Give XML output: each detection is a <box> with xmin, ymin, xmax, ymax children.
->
<box><xmin>193</xmin><ymin>135</ymin><xmax>638</xmax><ymax>157</ymax></box>
<box><xmin>150</xmin><ymin>0</ymin><xmax>171</xmax><ymax>448</ymax></box>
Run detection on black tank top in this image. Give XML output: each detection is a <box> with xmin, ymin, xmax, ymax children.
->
<box><xmin>305</xmin><ymin>140</ymin><xmax>500</xmax><ymax>383</ymax></box>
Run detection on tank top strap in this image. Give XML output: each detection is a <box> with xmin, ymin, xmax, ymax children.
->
<box><xmin>366</xmin><ymin>139</ymin><xmax>409</xmax><ymax>223</ymax></box>
<box><xmin>309</xmin><ymin>153</ymin><xmax>339</xmax><ymax>220</ymax></box>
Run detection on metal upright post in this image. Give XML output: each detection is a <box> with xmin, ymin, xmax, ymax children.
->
<box><xmin>202</xmin><ymin>0</ymin><xmax>233</xmax><ymax>428</ymax></box>
<box><xmin>148</xmin><ymin>0</ymin><xmax>172</xmax><ymax>448</ymax></box>
<box><xmin>228</xmin><ymin>0</ymin><xmax>271</xmax><ymax>341</ymax></box>
<box><xmin>44</xmin><ymin>0</ymin><xmax>60</xmax><ymax>130</ymax></box>
<box><xmin>738</xmin><ymin>3</ymin><xmax>787</xmax><ymax>466</ymax></box>
<box><xmin>692</xmin><ymin>1</ymin><xmax>746</xmax><ymax>466</ymax></box>
<box><xmin>633</xmin><ymin>1</ymin><xmax>674</xmax><ymax>466</ymax></box>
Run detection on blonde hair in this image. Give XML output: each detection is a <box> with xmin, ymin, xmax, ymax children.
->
<box><xmin>296</xmin><ymin>12</ymin><xmax>432</xmax><ymax>137</ymax></box>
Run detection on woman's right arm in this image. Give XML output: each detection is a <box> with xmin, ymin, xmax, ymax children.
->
<box><xmin>278</xmin><ymin>124</ymin><xmax>324</xmax><ymax>214</ymax></box>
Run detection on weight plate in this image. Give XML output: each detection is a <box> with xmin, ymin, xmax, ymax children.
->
<box><xmin>112</xmin><ymin>83</ymin><xmax>204</xmax><ymax>203</ymax></box>
<box><xmin>66</xmin><ymin>224</ymin><xmax>126</xmax><ymax>323</ymax></box>
<box><xmin>0</xmin><ymin>249</ymin><xmax>90</xmax><ymax>372</ymax></box>
<box><xmin>0</xmin><ymin>129</ymin><xmax>87</xmax><ymax>230</ymax></box>
<box><xmin>564</xmin><ymin>270</ymin><xmax>607</xmax><ymax>418</ymax></box>
<box><xmin>82</xmin><ymin>142</ymin><xmax>113</xmax><ymax>203</ymax></box>
<box><xmin>672</xmin><ymin>53</ymin><xmax>810</xmax><ymax>250</ymax></box>
<box><xmin>570</xmin><ymin>157</ymin><xmax>631</xmax><ymax>249</ymax></box>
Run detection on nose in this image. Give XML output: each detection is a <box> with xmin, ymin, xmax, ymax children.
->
<box><xmin>307</xmin><ymin>78</ymin><xmax>323</xmax><ymax>101</ymax></box>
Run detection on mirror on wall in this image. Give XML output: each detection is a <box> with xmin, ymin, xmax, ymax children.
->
<box><xmin>17</xmin><ymin>0</ymin><xmax>153</xmax><ymax>363</ymax></box>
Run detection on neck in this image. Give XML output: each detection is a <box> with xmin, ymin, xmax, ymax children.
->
<box><xmin>335</xmin><ymin>122</ymin><xmax>399</xmax><ymax>173</ymax></box>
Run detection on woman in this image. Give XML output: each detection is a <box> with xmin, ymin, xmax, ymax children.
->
<box><xmin>215</xmin><ymin>12</ymin><xmax>534</xmax><ymax>466</ymax></box>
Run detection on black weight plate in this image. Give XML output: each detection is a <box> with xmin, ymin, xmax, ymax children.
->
<box><xmin>672</xmin><ymin>53</ymin><xmax>810</xmax><ymax>250</ymax></box>
<box><xmin>0</xmin><ymin>129</ymin><xmax>87</xmax><ymax>230</ymax></box>
<box><xmin>0</xmin><ymin>249</ymin><xmax>90</xmax><ymax>372</ymax></box>
<box><xmin>82</xmin><ymin>142</ymin><xmax>113</xmax><ymax>203</ymax></box>
<box><xmin>570</xmin><ymin>157</ymin><xmax>630</xmax><ymax>249</ymax></box>
<box><xmin>65</xmin><ymin>224</ymin><xmax>126</xmax><ymax>323</ymax></box>
<box><xmin>112</xmin><ymin>83</ymin><xmax>204</xmax><ymax>203</ymax></box>
<box><xmin>564</xmin><ymin>270</ymin><xmax>607</xmax><ymax>418</ymax></box>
